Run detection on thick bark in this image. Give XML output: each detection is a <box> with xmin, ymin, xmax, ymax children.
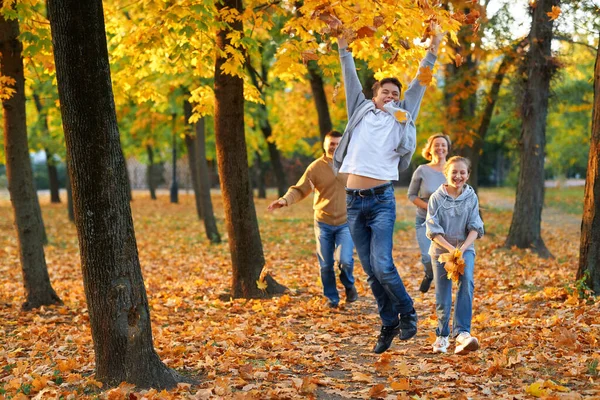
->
<box><xmin>577</xmin><ymin>34</ymin><xmax>600</xmax><ymax>293</ymax></box>
<box><xmin>505</xmin><ymin>0</ymin><xmax>559</xmax><ymax>258</ymax></box>
<box><xmin>47</xmin><ymin>0</ymin><xmax>188</xmax><ymax>388</ymax></box>
<box><xmin>183</xmin><ymin>100</ymin><xmax>203</xmax><ymax>219</ymax></box>
<box><xmin>195</xmin><ymin>118</ymin><xmax>221</xmax><ymax>244</ymax></box>
<box><xmin>121</xmin><ymin>147</ymin><xmax>133</xmax><ymax>202</ymax></box>
<box><xmin>215</xmin><ymin>0</ymin><xmax>286</xmax><ymax>298</ymax></box>
<box><xmin>1</xmin><ymin>9</ymin><xmax>61</xmax><ymax>310</ymax></box>
<box><xmin>169</xmin><ymin>113</ymin><xmax>178</xmax><ymax>204</ymax></box>
<box><xmin>146</xmin><ymin>144</ymin><xmax>157</xmax><ymax>200</ymax></box>
<box><xmin>307</xmin><ymin>62</ymin><xmax>333</xmax><ymax>140</ymax></box>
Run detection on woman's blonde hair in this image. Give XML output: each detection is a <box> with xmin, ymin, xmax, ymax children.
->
<box><xmin>421</xmin><ymin>133</ymin><xmax>452</xmax><ymax>161</ymax></box>
<box><xmin>443</xmin><ymin>156</ymin><xmax>472</xmax><ymax>175</ymax></box>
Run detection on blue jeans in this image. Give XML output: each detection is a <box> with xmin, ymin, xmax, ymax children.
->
<box><xmin>314</xmin><ymin>221</ymin><xmax>355</xmax><ymax>305</ymax></box>
<box><xmin>433</xmin><ymin>250</ymin><xmax>475</xmax><ymax>337</ymax></box>
<box><xmin>346</xmin><ymin>184</ymin><xmax>414</xmax><ymax>326</ymax></box>
<box><xmin>415</xmin><ymin>216</ymin><xmax>433</xmax><ymax>278</ymax></box>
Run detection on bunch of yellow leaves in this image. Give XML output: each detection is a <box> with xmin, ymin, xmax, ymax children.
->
<box><xmin>438</xmin><ymin>248</ymin><xmax>465</xmax><ymax>283</ymax></box>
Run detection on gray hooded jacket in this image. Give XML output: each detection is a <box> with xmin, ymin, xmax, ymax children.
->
<box><xmin>425</xmin><ymin>184</ymin><xmax>484</xmax><ymax>257</ymax></box>
<box><xmin>333</xmin><ymin>47</ymin><xmax>437</xmax><ymax>175</ymax></box>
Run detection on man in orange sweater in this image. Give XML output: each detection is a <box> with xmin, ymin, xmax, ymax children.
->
<box><xmin>268</xmin><ymin>131</ymin><xmax>358</xmax><ymax>308</ymax></box>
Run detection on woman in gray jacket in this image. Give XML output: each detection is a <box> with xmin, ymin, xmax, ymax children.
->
<box><xmin>407</xmin><ymin>134</ymin><xmax>451</xmax><ymax>293</ymax></box>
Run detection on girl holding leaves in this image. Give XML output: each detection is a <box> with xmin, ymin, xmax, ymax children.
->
<box><xmin>426</xmin><ymin>156</ymin><xmax>484</xmax><ymax>354</ymax></box>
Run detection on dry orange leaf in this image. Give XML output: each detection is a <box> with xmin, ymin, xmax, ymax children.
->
<box><xmin>352</xmin><ymin>371</ymin><xmax>372</xmax><ymax>382</ymax></box>
<box><xmin>439</xmin><ymin>248</ymin><xmax>465</xmax><ymax>282</ymax></box>
<box><xmin>547</xmin><ymin>6</ymin><xmax>561</xmax><ymax>21</ymax></box>
<box><xmin>390</xmin><ymin>378</ymin><xmax>410</xmax><ymax>391</ymax></box>
<box><xmin>418</xmin><ymin>66</ymin><xmax>433</xmax><ymax>86</ymax></box>
<box><xmin>356</xmin><ymin>26</ymin><xmax>377</xmax><ymax>39</ymax></box>
<box><xmin>455</xmin><ymin>54</ymin><xmax>464</xmax><ymax>67</ymax></box>
<box><xmin>394</xmin><ymin>110</ymin><xmax>407</xmax><ymax>122</ymax></box>
<box><xmin>368</xmin><ymin>383</ymin><xmax>386</xmax><ymax>398</ymax></box>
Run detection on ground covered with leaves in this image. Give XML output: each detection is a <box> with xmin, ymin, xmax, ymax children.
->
<box><xmin>1</xmin><ymin>188</ymin><xmax>598</xmax><ymax>399</ymax></box>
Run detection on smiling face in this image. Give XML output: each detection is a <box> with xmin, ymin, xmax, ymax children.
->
<box><xmin>445</xmin><ymin>160</ymin><xmax>470</xmax><ymax>193</ymax></box>
<box><xmin>431</xmin><ymin>137</ymin><xmax>449</xmax><ymax>162</ymax></box>
<box><xmin>324</xmin><ymin>135</ymin><xmax>341</xmax><ymax>158</ymax></box>
<box><xmin>373</xmin><ymin>82</ymin><xmax>401</xmax><ymax>110</ymax></box>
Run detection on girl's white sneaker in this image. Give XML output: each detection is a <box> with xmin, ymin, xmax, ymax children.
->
<box><xmin>432</xmin><ymin>336</ymin><xmax>449</xmax><ymax>353</ymax></box>
<box><xmin>454</xmin><ymin>332</ymin><xmax>479</xmax><ymax>355</ymax></box>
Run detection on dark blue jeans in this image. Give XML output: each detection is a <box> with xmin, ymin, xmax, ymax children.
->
<box><xmin>314</xmin><ymin>221</ymin><xmax>355</xmax><ymax>305</ymax></box>
<box><xmin>346</xmin><ymin>184</ymin><xmax>414</xmax><ymax>326</ymax></box>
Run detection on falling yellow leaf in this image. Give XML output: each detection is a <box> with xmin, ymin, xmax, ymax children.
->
<box><xmin>439</xmin><ymin>248</ymin><xmax>465</xmax><ymax>282</ymax></box>
<box><xmin>418</xmin><ymin>66</ymin><xmax>433</xmax><ymax>86</ymax></box>
<box><xmin>394</xmin><ymin>110</ymin><xmax>407</xmax><ymax>122</ymax></box>
<box><xmin>547</xmin><ymin>5</ymin><xmax>561</xmax><ymax>21</ymax></box>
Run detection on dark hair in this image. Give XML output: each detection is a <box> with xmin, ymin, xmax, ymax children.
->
<box><xmin>444</xmin><ymin>156</ymin><xmax>472</xmax><ymax>174</ymax></box>
<box><xmin>325</xmin><ymin>130</ymin><xmax>342</xmax><ymax>139</ymax></box>
<box><xmin>422</xmin><ymin>133</ymin><xmax>452</xmax><ymax>161</ymax></box>
<box><xmin>372</xmin><ymin>77</ymin><xmax>402</xmax><ymax>97</ymax></box>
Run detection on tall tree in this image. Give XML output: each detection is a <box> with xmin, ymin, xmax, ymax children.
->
<box><xmin>195</xmin><ymin>117</ymin><xmax>221</xmax><ymax>244</ymax></box>
<box><xmin>215</xmin><ymin>0</ymin><xmax>286</xmax><ymax>297</ymax></box>
<box><xmin>146</xmin><ymin>144</ymin><xmax>157</xmax><ymax>200</ymax></box>
<box><xmin>1</xmin><ymin>5</ymin><xmax>61</xmax><ymax>310</ymax></box>
<box><xmin>577</xmin><ymin>32</ymin><xmax>600</xmax><ymax>293</ymax></box>
<box><xmin>505</xmin><ymin>0</ymin><xmax>560</xmax><ymax>258</ymax></box>
<box><xmin>183</xmin><ymin>99</ymin><xmax>204</xmax><ymax>219</ymax></box>
<box><xmin>47</xmin><ymin>0</ymin><xmax>187</xmax><ymax>388</ymax></box>
<box><xmin>307</xmin><ymin>62</ymin><xmax>333</xmax><ymax>140</ymax></box>
<box><xmin>169</xmin><ymin>113</ymin><xmax>178</xmax><ymax>204</ymax></box>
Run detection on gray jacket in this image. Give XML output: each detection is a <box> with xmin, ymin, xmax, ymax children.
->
<box><xmin>333</xmin><ymin>47</ymin><xmax>437</xmax><ymax>174</ymax></box>
<box><xmin>426</xmin><ymin>184</ymin><xmax>484</xmax><ymax>257</ymax></box>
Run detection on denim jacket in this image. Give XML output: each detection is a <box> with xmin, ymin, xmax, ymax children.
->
<box><xmin>333</xmin><ymin>47</ymin><xmax>437</xmax><ymax>174</ymax></box>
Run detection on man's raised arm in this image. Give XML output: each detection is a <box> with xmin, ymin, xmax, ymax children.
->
<box><xmin>337</xmin><ymin>36</ymin><xmax>367</xmax><ymax>118</ymax></box>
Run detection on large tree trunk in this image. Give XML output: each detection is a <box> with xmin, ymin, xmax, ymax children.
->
<box><xmin>183</xmin><ymin>100</ymin><xmax>203</xmax><ymax>219</ymax></box>
<box><xmin>577</xmin><ymin>35</ymin><xmax>600</xmax><ymax>293</ymax></box>
<box><xmin>169</xmin><ymin>113</ymin><xmax>178</xmax><ymax>204</ymax></box>
<box><xmin>215</xmin><ymin>0</ymin><xmax>286</xmax><ymax>298</ymax></box>
<box><xmin>505</xmin><ymin>0</ymin><xmax>559</xmax><ymax>258</ymax></box>
<box><xmin>1</xmin><ymin>8</ymin><xmax>61</xmax><ymax>310</ymax></box>
<box><xmin>47</xmin><ymin>0</ymin><xmax>188</xmax><ymax>388</ymax></box>
<box><xmin>308</xmin><ymin>61</ymin><xmax>333</xmax><ymax>140</ymax></box>
<box><xmin>195</xmin><ymin>118</ymin><xmax>221</xmax><ymax>244</ymax></box>
<box><xmin>121</xmin><ymin>146</ymin><xmax>132</xmax><ymax>202</ymax></box>
<box><xmin>146</xmin><ymin>144</ymin><xmax>157</xmax><ymax>200</ymax></box>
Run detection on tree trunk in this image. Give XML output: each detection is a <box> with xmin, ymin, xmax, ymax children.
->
<box><xmin>33</xmin><ymin>93</ymin><xmax>62</xmax><ymax>203</ymax></box>
<box><xmin>121</xmin><ymin>146</ymin><xmax>133</xmax><ymax>202</ymax></box>
<box><xmin>169</xmin><ymin>113</ymin><xmax>178</xmax><ymax>204</ymax></box>
<box><xmin>47</xmin><ymin>0</ymin><xmax>188</xmax><ymax>388</ymax></box>
<box><xmin>146</xmin><ymin>144</ymin><xmax>157</xmax><ymax>200</ymax></box>
<box><xmin>183</xmin><ymin>100</ymin><xmax>203</xmax><ymax>219</ymax></box>
<box><xmin>308</xmin><ymin>61</ymin><xmax>333</xmax><ymax>140</ymax></box>
<box><xmin>505</xmin><ymin>0</ymin><xmax>559</xmax><ymax>258</ymax></box>
<box><xmin>45</xmin><ymin>149</ymin><xmax>61</xmax><ymax>203</ymax></box>
<box><xmin>577</xmin><ymin>34</ymin><xmax>600</xmax><ymax>293</ymax></box>
<box><xmin>1</xmin><ymin>7</ymin><xmax>61</xmax><ymax>310</ymax></box>
<box><xmin>245</xmin><ymin>57</ymin><xmax>288</xmax><ymax>197</ymax></box>
<box><xmin>215</xmin><ymin>0</ymin><xmax>286</xmax><ymax>298</ymax></box>
<box><xmin>195</xmin><ymin>118</ymin><xmax>221</xmax><ymax>244</ymax></box>
<box><xmin>254</xmin><ymin>151</ymin><xmax>267</xmax><ymax>199</ymax></box>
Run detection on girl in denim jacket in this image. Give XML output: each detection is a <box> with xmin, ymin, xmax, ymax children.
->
<box><xmin>426</xmin><ymin>156</ymin><xmax>484</xmax><ymax>355</ymax></box>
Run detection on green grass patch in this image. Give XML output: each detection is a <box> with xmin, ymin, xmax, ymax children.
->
<box><xmin>544</xmin><ymin>186</ymin><xmax>584</xmax><ymax>215</ymax></box>
<box><xmin>394</xmin><ymin>220</ymin><xmax>412</xmax><ymax>233</ymax></box>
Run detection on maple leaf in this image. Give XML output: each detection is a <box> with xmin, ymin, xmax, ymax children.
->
<box><xmin>439</xmin><ymin>248</ymin><xmax>465</xmax><ymax>282</ymax></box>
<box><xmin>368</xmin><ymin>384</ymin><xmax>386</xmax><ymax>398</ymax></box>
<box><xmin>352</xmin><ymin>371</ymin><xmax>372</xmax><ymax>382</ymax></box>
<box><xmin>390</xmin><ymin>378</ymin><xmax>410</xmax><ymax>391</ymax></box>
<box><xmin>356</xmin><ymin>26</ymin><xmax>377</xmax><ymax>39</ymax></box>
<box><xmin>526</xmin><ymin>381</ymin><xmax>549</xmax><ymax>397</ymax></box>
<box><xmin>465</xmin><ymin>10</ymin><xmax>480</xmax><ymax>24</ymax></box>
<box><xmin>301</xmin><ymin>50</ymin><xmax>319</xmax><ymax>64</ymax></box>
<box><xmin>394</xmin><ymin>110</ymin><xmax>407</xmax><ymax>123</ymax></box>
<box><xmin>374</xmin><ymin>353</ymin><xmax>392</xmax><ymax>373</ymax></box>
<box><xmin>455</xmin><ymin>54</ymin><xmax>464</xmax><ymax>67</ymax></box>
<box><xmin>547</xmin><ymin>5</ymin><xmax>561</xmax><ymax>21</ymax></box>
<box><xmin>418</xmin><ymin>66</ymin><xmax>433</xmax><ymax>86</ymax></box>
